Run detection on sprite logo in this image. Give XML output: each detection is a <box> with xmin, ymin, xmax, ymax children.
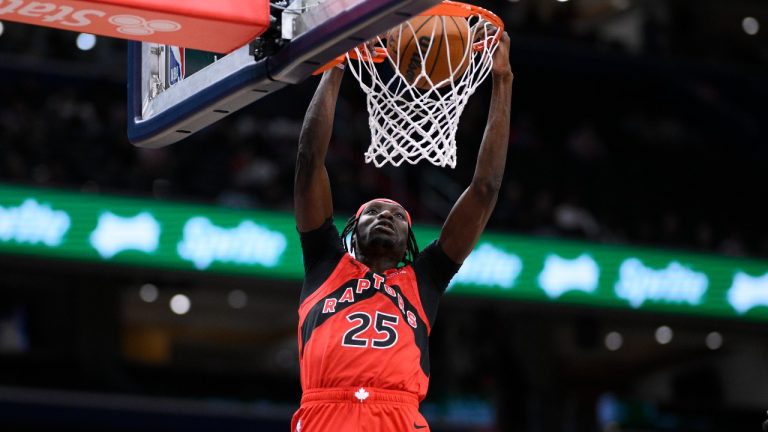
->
<box><xmin>177</xmin><ymin>217</ymin><xmax>287</xmax><ymax>270</ymax></box>
<box><xmin>614</xmin><ymin>258</ymin><xmax>708</xmax><ymax>308</ymax></box>
<box><xmin>0</xmin><ymin>1</ymin><xmax>182</xmax><ymax>33</ymax></box>
<box><xmin>538</xmin><ymin>254</ymin><xmax>600</xmax><ymax>299</ymax></box>
<box><xmin>89</xmin><ymin>211</ymin><xmax>161</xmax><ymax>259</ymax></box>
<box><xmin>449</xmin><ymin>243</ymin><xmax>523</xmax><ymax>290</ymax></box>
<box><xmin>0</xmin><ymin>198</ymin><xmax>71</xmax><ymax>247</ymax></box>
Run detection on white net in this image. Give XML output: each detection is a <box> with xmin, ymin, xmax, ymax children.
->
<box><xmin>346</xmin><ymin>5</ymin><xmax>501</xmax><ymax>168</ymax></box>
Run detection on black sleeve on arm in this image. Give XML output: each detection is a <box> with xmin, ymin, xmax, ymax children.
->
<box><xmin>298</xmin><ymin>218</ymin><xmax>345</xmax><ymax>303</ymax></box>
<box><xmin>413</xmin><ymin>240</ymin><xmax>461</xmax><ymax>327</ymax></box>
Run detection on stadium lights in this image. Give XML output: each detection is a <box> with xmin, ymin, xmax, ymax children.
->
<box><xmin>706</xmin><ymin>331</ymin><xmax>723</xmax><ymax>350</ymax></box>
<box><xmin>227</xmin><ymin>289</ymin><xmax>248</xmax><ymax>309</ymax></box>
<box><xmin>743</xmin><ymin>17</ymin><xmax>760</xmax><ymax>35</ymax></box>
<box><xmin>139</xmin><ymin>283</ymin><xmax>159</xmax><ymax>303</ymax></box>
<box><xmin>76</xmin><ymin>33</ymin><xmax>97</xmax><ymax>51</ymax></box>
<box><xmin>605</xmin><ymin>331</ymin><xmax>623</xmax><ymax>351</ymax></box>
<box><xmin>611</xmin><ymin>0</ymin><xmax>630</xmax><ymax>9</ymax></box>
<box><xmin>655</xmin><ymin>325</ymin><xmax>673</xmax><ymax>344</ymax></box>
<box><xmin>170</xmin><ymin>294</ymin><xmax>191</xmax><ymax>315</ymax></box>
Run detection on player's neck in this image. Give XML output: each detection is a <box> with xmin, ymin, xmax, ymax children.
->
<box><xmin>355</xmin><ymin>252</ymin><xmax>400</xmax><ymax>273</ymax></box>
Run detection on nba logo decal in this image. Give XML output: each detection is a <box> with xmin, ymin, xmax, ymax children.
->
<box><xmin>168</xmin><ymin>46</ymin><xmax>185</xmax><ymax>86</ymax></box>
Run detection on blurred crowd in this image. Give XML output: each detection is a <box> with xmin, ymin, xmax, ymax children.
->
<box><xmin>1</xmin><ymin>51</ymin><xmax>765</xmax><ymax>260</ymax></box>
<box><xmin>0</xmin><ymin>0</ymin><xmax>766</xmax><ymax>260</ymax></box>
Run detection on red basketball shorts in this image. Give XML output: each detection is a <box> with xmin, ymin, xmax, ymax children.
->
<box><xmin>291</xmin><ymin>387</ymin><xmax>430</xmax><ymax>432</ymax></box>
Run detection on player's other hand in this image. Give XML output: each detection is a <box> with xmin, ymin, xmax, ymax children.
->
<box><xmin>491</xmin><ymin>32</ymin><xmax>512</xmax><ymax>79</ymax></box>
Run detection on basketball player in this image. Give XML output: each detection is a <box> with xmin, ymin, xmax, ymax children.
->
<box><xmin>292</xmin><ymin>32</ymin><xmax>512</xmax><ymax>432</ymax></box>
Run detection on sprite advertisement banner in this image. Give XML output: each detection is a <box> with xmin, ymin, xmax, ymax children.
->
<box><xmin>1</xmin><ymin>184</ymin><xmax>768</xmax><ymax>321</ymax></box>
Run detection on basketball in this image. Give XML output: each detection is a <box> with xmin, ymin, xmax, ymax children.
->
<box><xmin>387</xmin><ymin>15</ymin><xmax>470</xmax><ymax>89</ymax></box>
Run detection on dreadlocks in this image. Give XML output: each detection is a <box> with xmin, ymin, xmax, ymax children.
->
<box><xmin>341</xmin><ymin>214</ymin><xmax>419</xmax><ymax>265</ymax></box>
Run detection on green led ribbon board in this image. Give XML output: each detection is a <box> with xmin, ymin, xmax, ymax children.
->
<box><xmin>1</xmin><ymin>184</ymin><xmax>768</xmax><ymax>321</ymax></box>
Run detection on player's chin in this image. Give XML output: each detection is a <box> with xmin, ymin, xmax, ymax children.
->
<box><xmin>368</xmin><ymin>234</ymin><xmax>396</xmax><ymax>249</ymax></box>
<box><xmin>371</xmin><ymin>231</ymin><xmax>396</xmax><ymax>247</ymax></box>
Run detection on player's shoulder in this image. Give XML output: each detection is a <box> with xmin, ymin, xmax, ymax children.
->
<box><xmin>415</xmin><ymin>240</ymin><xmax>456</xmax><ymax>264</ymax></box>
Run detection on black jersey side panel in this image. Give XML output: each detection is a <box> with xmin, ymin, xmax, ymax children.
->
<box><xmin>298</xmin><ymin>218</ymin><xmax>345</xmax><ymax>303</ymax></box>
<box><xmin>413</xmin><ymin>240</ymin><xmax>461</xmax><ymax>327</ymax></box>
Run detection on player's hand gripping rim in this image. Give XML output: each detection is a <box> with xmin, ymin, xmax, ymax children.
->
<box><xmin>491</xmin><ymin>31</ymin><xmax>512</xmax><ymax>79</ymax></box>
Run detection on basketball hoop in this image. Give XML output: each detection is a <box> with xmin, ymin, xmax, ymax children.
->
<box><xmin>329</xmin><ymin>1</ymin><xmax>503</xmax><ymax>168</ymax></box>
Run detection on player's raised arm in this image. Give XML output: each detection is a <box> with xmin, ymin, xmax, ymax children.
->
<box><xmin>294</xmin><ymin>67</ymin><xmax>344</xmax><ymax>232</ymax></box>
<box><xmin>439</xmin><ymin>32</ymin><xmax>513</xmax><ymax>263</ymax></box>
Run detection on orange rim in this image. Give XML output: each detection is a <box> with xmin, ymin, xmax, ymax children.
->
<box><xmin>419</xmin><ymin>1</ymin><xmax>505</xmax><ymax>52</ymax></box>
<box><xmin>314</xmin><ymin>0</ymin><xmax>504</xmax><ymax>75</ymax></box>
<box><xmin>313</xmin><ymin>46</ymin><xmax>387</xmax><ymax>75</ymax></box>
<box><xmin>419</xmin><ymin>1</ymin><xmax>504</xmax><ymax>30</ymax></box>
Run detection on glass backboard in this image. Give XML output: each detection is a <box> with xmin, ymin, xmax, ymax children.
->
<box><xmin>127</xmin><ymin>0</ymin><xmax>442</xmax><ymax>148</ymax></box>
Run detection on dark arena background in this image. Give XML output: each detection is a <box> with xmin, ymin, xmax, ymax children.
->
<box><xmin>1</xmin><ymin>0</ymin><xmax>768</xmax><ymax>431</ymax></box>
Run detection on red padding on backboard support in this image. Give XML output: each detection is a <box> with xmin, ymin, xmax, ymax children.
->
<box><xmin>0</xmin><ymin>0</ymin><xmax>270</xmax><ymax>53</ymax></box>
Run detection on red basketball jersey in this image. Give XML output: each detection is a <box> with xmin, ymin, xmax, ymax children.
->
<box><xmin>296</xmin><ymin>219</ymin><xmax>459</xmax><ymax>400</ymax></box>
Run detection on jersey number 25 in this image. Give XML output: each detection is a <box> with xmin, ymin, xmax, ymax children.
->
<box><xmin>342</xmin><ymin>312</ymin><xmax>399</xmax><ymax>349</ymax></box>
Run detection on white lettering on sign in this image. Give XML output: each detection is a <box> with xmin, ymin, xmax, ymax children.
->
<box><xmin>727</xmin><ymin>271</ymin><xmax>768</xmax><ymax>314</ymax></box>
<box><xmin>538</xmin><ymin>254</ymin><xmax>599</xmax><ymax>299</ymax></box>
<box><xmin>0</xmin><ymin>1</ymin><xmax>181</xmax><ymax>32</ymax></box>
<box><xmin>614</xmin><ymin>258</ymin><xmax>708</xmax><ymax>308</ymax></box>
<box><xmin>0</xmin><ymin>198</ymin><xmax>70</xmax><ymax>246</ymax></box>
<box><xmin>449</xmin><ymin>243</ymin><xmax>523</xmax><ymax>290</ymax></box>
<box><xmin>177</xmin><ymin>217</ymin><xmax>287</xmax><ymax>270</ymax></box>
<box><xmin>89</xmin><ymin>211</ymin><xmax>161</xmax><ymax>259</ymax></box>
